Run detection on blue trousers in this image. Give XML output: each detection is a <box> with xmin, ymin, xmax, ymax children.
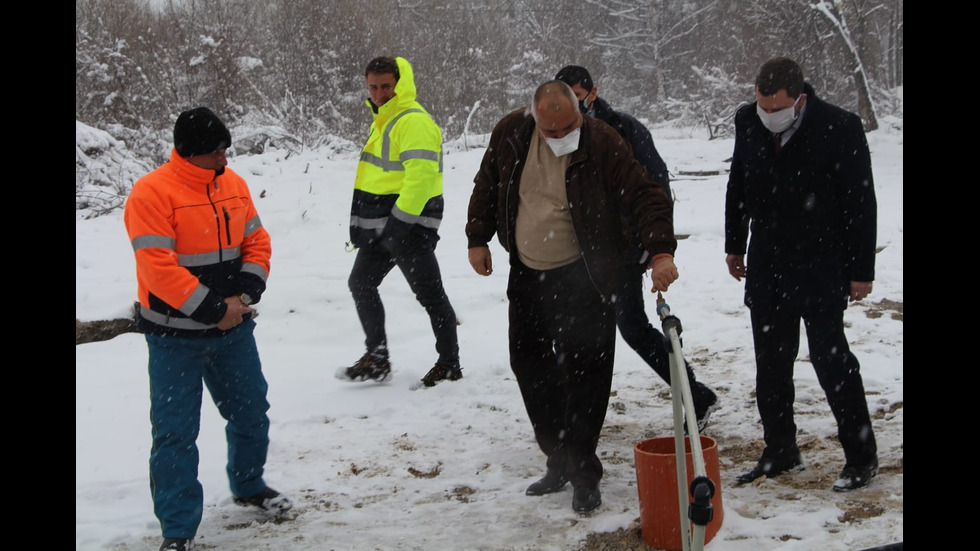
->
<box><xmin>145</xmin><ymin>319</ymin><xmax>270</xmax><ymax>539</ymax></box>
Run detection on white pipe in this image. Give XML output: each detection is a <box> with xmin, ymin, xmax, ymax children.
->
<box><xmin>660</xmin><ymin>296</ymin><xmax>707</xmax><ymax>551</ymax></box>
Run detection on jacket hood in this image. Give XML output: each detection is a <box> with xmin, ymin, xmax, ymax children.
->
<box><xmin>367</xmin><ymin>56</ymin><xmax>419</xmax><ymax>118</ymax></box>
<box><xmin>392</xmin><ymin>57</ymin><xmax>418</xmax><ymax>108</ymax></box>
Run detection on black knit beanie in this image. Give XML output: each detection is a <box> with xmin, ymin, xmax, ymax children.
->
<box><xmin>173</xmin><ymin>107</ymin><xmax>232</xmax><ymax>158</ymax></box>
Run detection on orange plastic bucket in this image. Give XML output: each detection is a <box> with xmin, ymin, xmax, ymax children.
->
<box><xmin>634</xmin><ymin>436</ymin><xmax>724</xmax><ymax>550</ymax></box>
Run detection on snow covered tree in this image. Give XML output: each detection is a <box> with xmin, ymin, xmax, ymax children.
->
<box><xmin>810</xmin><ymin>0</ymin><xmax>878</xmax><ymax>130</ymax></box>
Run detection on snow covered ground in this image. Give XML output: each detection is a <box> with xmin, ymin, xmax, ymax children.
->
<box><xmin>76</xmin><ymin>121</ymin><xmax>903</xmax><ymax>551</ymax></box>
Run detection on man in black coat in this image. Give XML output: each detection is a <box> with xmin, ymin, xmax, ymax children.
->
<box><xmin>725</xmin><ymin>57</ymin><xmax>879</xmax><ymax>492</ymax></box>
<box><xmin>555</xmin><ymin>65</ymin><xmax>719</xmax><ymax>431</ymax></box>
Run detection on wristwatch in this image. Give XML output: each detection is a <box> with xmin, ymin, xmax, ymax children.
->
<box><xmin>239</xmin><ymin>293</ymin><xmax>253</xmax><ymax>306</ymax></box>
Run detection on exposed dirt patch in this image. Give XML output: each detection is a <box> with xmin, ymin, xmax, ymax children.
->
<box><xmin>449</xmin><ymin>485</ymin><xmax>477</xmax><ymax>503</ymax></box>
<box><xmin>719</xmin><ymin>436</ymin><xmax>766</xmax><ymax>466</ymax></box>
<box><xmin>838</xmin><ymin>499</ymin><xmax>888</xmax><ymax>523</ymax></box>
<box><xmin>408</xmin><ymin>463</ymin><xmax>442</xmax><ymax>479</ymax></box>
<box><xmin>864</xmin><ymin>298</ymin><xmax>903</xmax><ymax>321</ymax></box>
<box><xmin>578</xmin><ymin>521</ymin><xmax>650</xmax><ymax>550</ymax></box>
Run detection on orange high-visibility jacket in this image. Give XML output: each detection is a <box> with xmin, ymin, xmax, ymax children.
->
<box><xmin>124</xmin><ymin>149</ymin><xmax>271</xmax><ymax>337</ymax></box>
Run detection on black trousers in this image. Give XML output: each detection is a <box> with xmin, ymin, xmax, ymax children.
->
<box><xmin>750</xmin><ymin>307</ymin><xmax>877</xmax><ymax>467</ymax></box>
<box><xmin>507</xmin><ymin>257</ymin><xmax>616</xmax><ymax>489</ymax></box>
<box><xmin>614</xmin><ymin>265</ymin><xmax>711</xmax><ymax>404</ymax></box>
<box><xmin>348</xmin><ymin>241</ymin><xmax>459</xmax><ymax>366</ymax></box>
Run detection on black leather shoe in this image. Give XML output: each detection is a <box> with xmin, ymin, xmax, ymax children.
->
<box><xmin>736</xmin><ymin>452</ymin><xmax>804</xmax><ymax>485</ymax></box>
<box><xmin>526</xmin><ymin>470</ymin><xmax>568</xmax><ymax>496</ymax></box>
<box><xmin>832</xmin><ymin>458</ymin><xmax>878</xmax><ymax>492</ymax></box>
<box><xmin>572</xmin><ymin>485</ymin><xmax>601</xmax><ymax>513</ymax></box>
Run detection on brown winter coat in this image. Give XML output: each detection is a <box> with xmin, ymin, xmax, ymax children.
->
<box><xmin>466</xmin><ymin>108</ymin><xmax>676</xmax><ymax>300</ymax></box>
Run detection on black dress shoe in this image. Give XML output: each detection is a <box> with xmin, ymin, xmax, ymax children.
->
<box><xmin>736</xmin><ymin>452</ymin><xmax>804</xmax><ymax>485</ymax></box>
<box><xmin>572</xmin><ymin>485</ymin><xmax>601</xmax><ymax>513</ymax></box>
<box><xmin>832</xmin><ymin>458</ymin><xmax>878</xmax><ymax>492</ymax></box>
<box><xmin>526</xmin><ymin>470</ymin><xmax>568</xmax><ymax>496</ymax></box>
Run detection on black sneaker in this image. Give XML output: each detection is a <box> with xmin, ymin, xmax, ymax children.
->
<box><xmin>345</xmin><ymin>352</ymin><xmax>392</xmax><ymax>382</ymax></box>
<box><xmin>421</xmin><ymin>363</ymin><xmax>462</xmax><ymax>387</ymax></box>
<box><xmin>233</xmin><ymin>486</ymin><xmax>294</xmax><ymax>515</ymax></box>
<box><xmin>683</xmin><ymin>385</ymin><xmax>719</xmax><ymax>434</ymax></box>
<box><xmin>832</xmin><ymin>458</ymin><xmax>878</xmax><ymax>492</ymax></box>
<box><xmin>736</xmin><ymin>452</ymin><xmax>805</xmax><ymax>485</ymax></box>
<box><xmin>694</xmin><ymin>386</ymin><xmax>720</xmax><ymax>433</ymax></box>
<box><xmin>159</xmin><ymin>538</ymin><xmax>193</xmax><ymax>551</ymax></box>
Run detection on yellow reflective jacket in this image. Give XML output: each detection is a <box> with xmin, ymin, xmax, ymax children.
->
<box><xmin>350</xmin><ymin>56</ymin><xmax>444</xmax><ymax>251</ymax></box>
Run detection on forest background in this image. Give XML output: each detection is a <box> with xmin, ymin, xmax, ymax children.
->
<box><xmin>75</xmin><ymin>0</ymin><xmax>903</xmax><ymax>218</ymax></box>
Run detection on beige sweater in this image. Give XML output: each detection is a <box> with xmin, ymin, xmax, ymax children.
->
<box><xmin>515</xmin><ymin>132</ymin><xmax>580</xmax><ymax>270</ymax></box>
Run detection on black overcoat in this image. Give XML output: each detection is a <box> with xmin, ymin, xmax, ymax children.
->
<box><xmin>724</xmin><ymin>83</ymin><xmax>877</xmax><ymax>314</ymax></box>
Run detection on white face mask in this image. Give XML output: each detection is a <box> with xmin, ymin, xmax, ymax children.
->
<box><xmin>544</xmin><ymin>127</ymin><xmax>581</xmax><ymax>157</ymax></box>
<box><xmin>756</xmin><ymin>96</ymin><xmax>801</xmax><ymax>134</ymax></box>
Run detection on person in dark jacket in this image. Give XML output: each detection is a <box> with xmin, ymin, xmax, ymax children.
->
<box><xmin>725</xmin><ymin>57</ymin><xmax>879</xmax><ymax>492</ymax></box>
<box><xmin>556</xmin><ymin>65</ymin><xmax>719</xmax><ymax>431</ymax></box>
<box><xmin>466</xmin><ymin>80</ymin><xmax>678</xmax><ymax>513</ymax></box>
<box><xmin>124</xmin><ymin>107</ymin><xmax>292</xmax><ymax>551</ymax></box>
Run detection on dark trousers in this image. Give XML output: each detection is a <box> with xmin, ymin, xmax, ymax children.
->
<box><xmin>750</xmin><ymin>307</ymin><xmax>878</xmax><ymax>467</ymax></box>
<box><xmin>507</xmin><ymin>258</ymin><xmax>616</xmax><ymax>489</ymax></box>
<box><xmin>348</xmin><ymin>241</ymin><xmax>459</xmax><ymax>366</ymax></box>
<box><xmin>614</xmin><ymin>266</ymin><xmax>711</xmax><ymax>404</ymax></box>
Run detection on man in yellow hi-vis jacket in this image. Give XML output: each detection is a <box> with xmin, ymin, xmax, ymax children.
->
<box><xmin>342</xmin><ymin>56</ymin><xmax>462</xmax><ymax>388</ymax></box>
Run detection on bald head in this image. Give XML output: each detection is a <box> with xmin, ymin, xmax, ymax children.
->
<box><xmin>532</xmin><ymin>80</ymin><xmax>582</xmax><ymax>139</ymax></box>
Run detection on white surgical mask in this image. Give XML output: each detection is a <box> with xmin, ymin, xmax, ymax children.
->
<box><xmin>544</xmin><ymin>128</ymin><xmax>581</xmax><ymax>157</ymax></box>
<box><xmin>756</xmin><ymin>96</ymin><xmax>801</xmax><ymax>134</ymax></box>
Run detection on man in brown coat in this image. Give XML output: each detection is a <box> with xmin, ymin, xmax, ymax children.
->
<box><xmin>465</xmin><ymin>80</ymin><xmax>677</xmax><ymax>513</ymax></box>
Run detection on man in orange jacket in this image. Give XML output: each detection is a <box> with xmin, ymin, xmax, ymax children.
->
<box><xmin>124</xmin><ymin>107</ymin><xmax>292</xmax><ymax>551</ymax></box>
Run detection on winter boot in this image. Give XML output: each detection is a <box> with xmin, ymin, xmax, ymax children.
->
<box><xmin>159</xmin><ymin>538</ymin><xmax>193</xmax><ymax>551</ymax></box>
<box><xmin>421</xmin><ymin>363</ymin><xmax>463</xmax><ymax>387</ymax></box>
<box><xmin>233</xmin><ymin>486</ymin><xmax>294</xmax><ymax>515</ymax></box>
<box><xmin>345</xmin><ymin>351</ymin><xmax>392</xmax><ymax>382</ymax></box>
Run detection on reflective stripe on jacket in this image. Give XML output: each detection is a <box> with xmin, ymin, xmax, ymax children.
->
<box><xmin>350</xmin><ymin>56</ymin><xmax>444</xmax><ymax>250</ymax></box>
<box><xmin>124</xmin><ymin>149</ymin><xmax>271</xmax><ymax>336</ymax></box>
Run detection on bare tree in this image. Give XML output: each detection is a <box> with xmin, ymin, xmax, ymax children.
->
<box><xmin>585</xmin><ymin>0</ymin><xmax>727</xmax><ymax>123</ymax></box>
<box><xmin>77</xmin><ymin>0</ymin><xmax>903</xmax><ymax>203</ymax></box>
<box><xmin>811</xmin><ymin>0</ymin><xmax>878</xmax><ymax>130</ymax></box>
